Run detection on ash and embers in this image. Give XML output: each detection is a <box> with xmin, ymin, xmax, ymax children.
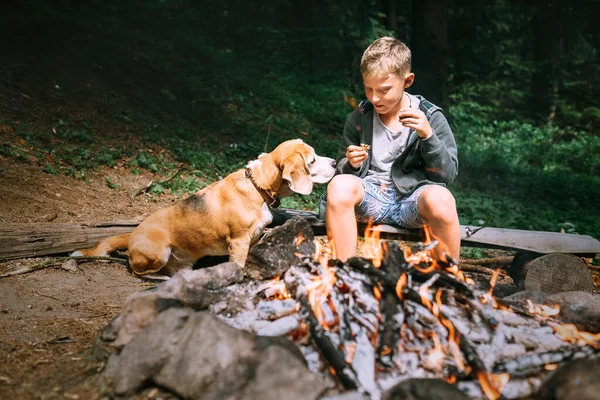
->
<box><xmin>218</xmin><ymin>239</ymin><xmax>600</xmax><ymax>400</ymax></box>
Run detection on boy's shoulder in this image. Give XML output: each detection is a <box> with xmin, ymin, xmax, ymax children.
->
<box><xmin>413</xmin><ymin>95</ymin><xmax>444</xmax><ymax>117</ymax></box>
<box><xmin>358</xmin><ymin>99</ymin><xmax>373</xmax><ymax>115</ymax></box>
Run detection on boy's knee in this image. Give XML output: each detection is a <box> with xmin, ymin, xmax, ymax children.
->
<box><xmin>327</xmin><ymin>175</ymin><xmax>362</xmax><ymax>207</ymax></box>
<box><xmin>419</xmin><ymin>186</ymin><xmax>457</xmax><ymax>220</ymax></box>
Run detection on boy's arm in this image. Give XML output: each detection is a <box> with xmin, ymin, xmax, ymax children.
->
<box><xmin>419</xmin><ymin>112</ymin><xmax>459</xmax><ymax>185</ymax></box>
<box><xmin>335</xmin><ymin>114</ymin><xmax>366</xmax><ymax>175</ymax></box>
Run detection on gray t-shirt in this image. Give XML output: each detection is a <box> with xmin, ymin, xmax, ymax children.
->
<box><xmin>365</xmin><ymin>94</ymin><xmax>420</xmax><ymax>186</ymax></box>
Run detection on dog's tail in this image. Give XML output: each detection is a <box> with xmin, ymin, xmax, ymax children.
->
<box><xmin>71</xmin><ymin>233</ymin><xmax>131</xmax><ymax>257</ymax></box>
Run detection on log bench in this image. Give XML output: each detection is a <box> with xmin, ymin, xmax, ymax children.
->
<box><xmin>1</xmin><ymin>208</ymin><xmax>599</xmax><ymax>293</ymax></box>
<box><xmin>269</xmin><ymin>208</ymin><xmax>600</xmax><ymax>294</ymax></box>
<box><xmin>269</xmin><ymin>208</ymin><xmax>600</xmax><ymax>256</ymax></box>
<box><xmin>1</xmin><ymin>208</ymin><xmax>598</xmax><ymax>261</ymax></box>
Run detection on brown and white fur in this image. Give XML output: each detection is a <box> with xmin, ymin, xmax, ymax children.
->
<box><xmin>71</xmin><ymin>139</ymin><xmax>335</xmax><ymax>276</ymax></box>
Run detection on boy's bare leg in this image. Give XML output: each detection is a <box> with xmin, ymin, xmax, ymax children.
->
<box><xmin>325</xmin><ymin>175</ymin><xmax>365</xmax><ymax>261</ymax></box>
<box><xmin>417</xmin><ymin>186</ymin><xmax>461</xmax><ymax>260</ymax></box>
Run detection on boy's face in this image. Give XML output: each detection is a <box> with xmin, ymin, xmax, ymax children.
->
<box><xmin>363</xmin><ymin>72</ymin><xmax>414</xmax><ymax>115</ymax></box>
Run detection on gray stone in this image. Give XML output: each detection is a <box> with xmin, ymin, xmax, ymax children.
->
<box><xmin>111</xmin><ymin>262</ymin><xmax>244</xmax><ymax>347</ymax></box>
<box><xmin>502</xmin><ymin>291</ymin><xmax>550</xmax><ymax>305</ymax></box>
<box><xmin>537</xmin><ymin>358</ymin><xmax>600</xmax><ymax>400</ymax></box>
<box><xmin>547</xmin><ymin>291</ymin><xmax>600</xmax><ymax>332</ymax></box>
<box><xmin>319</xmin><ymin>391</ymin><xmax>369</xmax><ymax>400</ymax></box>
<box><xmin>382</xmin><ymin>378</ymin><xmax>468</xmax><ymax>400</ymax></box>
<box><xmin>114</xmin><ymin>308</ymin><xmax>327</xmax><ymax>399</ymax></box>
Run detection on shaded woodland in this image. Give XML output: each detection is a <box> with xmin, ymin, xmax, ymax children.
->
<box><xmin>0</xmin><ymin>0</ymin><xmax>599</xmax><ymax>237</ymax></box>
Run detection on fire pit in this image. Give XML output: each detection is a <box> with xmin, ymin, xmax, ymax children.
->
<box><xmin>96</xmin><ymin>217</ymin><xmax>600</xmax><ymax>400</ymax></box>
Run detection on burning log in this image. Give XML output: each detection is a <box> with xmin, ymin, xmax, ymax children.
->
<box><xmin>377</xmin><ymin>290</ymin><xmax>400</xmax><ymax>368</ymax></box>
<box><xmin>492</xmin><ymin>345</ymin><xmax>596</xmax><ymax>377</ymax></box>
<box><xmin>297</xmin><ymin>295</ymin><xmax>360</xmax><ymax>390</ymax></box>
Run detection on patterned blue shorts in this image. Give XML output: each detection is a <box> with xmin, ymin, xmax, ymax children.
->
<box><xmin>355</xmin><ymin>181</ymin><xmax>431</xmax><ymax>228</ymax></box>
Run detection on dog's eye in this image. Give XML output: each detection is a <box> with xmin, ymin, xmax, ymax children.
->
<box><xmin>309</xmin><ymin>158</ymin><xmax>316</xmax><ymax>165</ymax></box>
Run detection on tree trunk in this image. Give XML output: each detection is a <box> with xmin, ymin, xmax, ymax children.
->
<box><xmin>530</xmin><ymin>0</ymin><xmax>563</xmax><ymax>124</ymax></box>
<box><xmin>382</xmin><ymin>0</ymin><xmax>398</xmax><ymax>32</ymax></box>
<box><xmin>410</xmin><ymin>0</ymin><xmax>449</xmax><ymax>111</ymax></box>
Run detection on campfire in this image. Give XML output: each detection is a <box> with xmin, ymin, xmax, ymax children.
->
<box><xmin>247</xmin><ymin>226</ymin><xmax>598</xmax><ymax>400</ymax></box>
<box><xmin>97</xmin><ymin>217</ymin><xmax>600</xmax><ymax>400</ymax></box>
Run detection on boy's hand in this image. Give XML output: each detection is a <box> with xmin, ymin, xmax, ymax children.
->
<box><xmin>346</xmin><ymin>145</ymin><xmax>368</xmax><ymax>170</ymax></box>
<box><xmin>399</xmin><ymin>108</ymin><xmax>433</xmax><ymax>139</ymax></box>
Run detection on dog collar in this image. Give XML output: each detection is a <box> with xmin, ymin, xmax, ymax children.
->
<box><xmin>245</xmin><ymin>168</ymin><xmax>281</xmax><ymax>208</ymax></box>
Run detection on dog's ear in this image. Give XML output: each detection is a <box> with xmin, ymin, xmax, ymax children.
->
<box><xmin>282</xmin><ymin>153</ymin><xmax>313</xmax><ymax>195</ymax></box>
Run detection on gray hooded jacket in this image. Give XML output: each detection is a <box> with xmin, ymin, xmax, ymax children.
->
<box><xmin>335</xmin><ymin>95</ymin><xmax>458</xmax><ymax>196</ymax></box>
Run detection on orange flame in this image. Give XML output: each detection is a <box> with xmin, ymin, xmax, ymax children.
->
<box><xmin>445</xmin><ymin>264</ymin><xmax>468</xmax><ymax>283</ymax></box>
<box><xmin>478</xmin><ymin>268</ymin><xmax>503</xmax><ymax>307</ymax></box>
<box><xmin>305</xmin><ymin>257</ymin><xmax>337</xmax><ymax>328</ymax></box>
<box><xmin>342</xmin><ymin>342</ymin><xmax>357</xmax><ymax>364</ymax></box>
<box><xmin>395</xmin><ymin>272</ymin><xmax>407</xmax><ymax>299</ymax></box>
<box><xmin>263</xmin><ymin>275</ymin><xmax>290</xmax><ymax>299</ymax></box>
<box><xmin>477</xmin><ymin>371</ymin><xmax>509</xmax><ymax>400</ymax></box>
<box><xmin>363</xmin><ymin>219</ymin><xmax>384</xmax><ymax>268</ymax></box>
<box><xmin>373</xmin><ymin>285</ymin><xmax>382</xmax><ymax>301</ymax></box>
<box><xmin>526</xmin><ymin>299</ymin><xmax>560</xmax><ymax>317</ymax></box>
<box><xmin>418</xmin><ymin>282</ymin><xmax>434</xmax><ymax>311</ymax></box>
<box><xmin>551</xmin><ymin>323</ymin><xmax>600</xmax><ymax>348</ymax></box>
<box><xmin>434</xmin><ymin>289</ymin><xmax>467</xmax><ymax>371</ymax></box>
<box><xmin>294</xmin><ymin>231</ymin><xmax>305</xmax><ymax>246</ymax></box>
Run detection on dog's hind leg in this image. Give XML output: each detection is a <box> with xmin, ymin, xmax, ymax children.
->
<box><xmin>71</xmin><ymin>233</ymin><xmax>131</xmax><ymax>257</ymax></box>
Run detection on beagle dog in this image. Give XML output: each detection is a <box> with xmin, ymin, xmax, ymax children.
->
<box><xmin>72</xmin><ymin>139</ymin><xmax>336</xmax><ymax>276</ymax></box>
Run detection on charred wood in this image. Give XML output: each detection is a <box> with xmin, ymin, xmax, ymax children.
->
<box><xmin>297</xmin><ymin>296</ymin><xmax>360</xmax><ymax>390</ymax></box>
<box><xmin>492</xmin><ymin>346</ymin><xmax>597</xmax><ymax>377</ymax></box>
<box><xmin>377</xmin><ymin>290</ymin><xmax>400</xmax><ymax>368</ymax></box>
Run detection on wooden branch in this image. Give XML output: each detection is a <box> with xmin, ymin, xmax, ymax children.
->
<box><xmin>0</xmin><ymin>221</ymin><xmax>138</xmax><ymax>261</ymax></box>
<box><xmin>297</xmin><ymin>296</ymin><xmax>360</xmax><ymax>390</ymax></box>
<box><xmin>492</xmin><ymin>346</ymin><xmax>597</xmax><ymax>377</ymax></box>
<box><xmin>459</xmin><ymin>256</ymin><xmax>514</xmax><ymax>267</ymax></box>
<box><xmin>377</xmin><ymin>290</ymin><xmax>400</xmax><ymax>368</ymax></box>
<box><xmin>0</xmin><ymin>256</ymin><xmax>128</xmax><ymax>279</ymax></box>
<box><xmin>130</xmin><ymin>165</ymin><xmax>187</xmax><ymax>200</ymax></box>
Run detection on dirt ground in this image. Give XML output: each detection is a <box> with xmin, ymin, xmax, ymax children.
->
<box><xmin>0</xmin><ymin>150</ymin><xmax>180</xmax><ymax>399</ymax></box>
<box><xmin>0</xmin><ymin>152</ymin><xmax>510</xmax><ymax>400</ymax></box>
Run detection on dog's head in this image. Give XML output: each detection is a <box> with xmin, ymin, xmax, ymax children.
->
<box><xmin>248</xmin><ymin>139</ymin><xmax>336</xmax><ymax>196</ymax></box>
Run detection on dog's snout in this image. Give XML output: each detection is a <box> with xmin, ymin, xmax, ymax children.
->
<box><xmin>330</xmin><ymin>159</ymin><xmax>336</xmax><ymax>168</ymax></box>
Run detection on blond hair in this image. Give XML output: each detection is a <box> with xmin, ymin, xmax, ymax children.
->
<box><xmin>360</xmin><ymin>37</ymin><xmax>411</xmax><ymax>77</ymax></box>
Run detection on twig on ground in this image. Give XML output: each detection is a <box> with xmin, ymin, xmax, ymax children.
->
<box><xmin>0</xmin><ymin>256</ymin><xmax>128</xmax><ymax>279</ymax></box>
<box><xmin>130</xmin><ymin>165</ymin><xmax>187</xmax><ymax>200</ymax></box>
<box><xmin>459</xmin><ymin>256</ymin><xmax>514</xmax><ymax>268</ymax></box>
<box><xmin>459</xmin><ymin>264</ymin><xmax>498</xmax><ymax>275</ymax></box>
<box><xmin>32</xmin><ymin>290</ymin><xmax>65</xmax><ymax>302</ymax></box>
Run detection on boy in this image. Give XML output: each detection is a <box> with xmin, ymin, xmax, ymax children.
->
<box><xmin>325</xmin><ymin>36</ymin><xmax>460</xmax><ymax>261</ymax></box>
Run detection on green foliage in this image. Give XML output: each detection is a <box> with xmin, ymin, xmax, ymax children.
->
<box><xmin>43</xmin><ymin>162</ymin><xmax>60</xmax><ymax>176</ymax></box>
<box><xmin>2</xmin><ymin>0</ymin><xmax>599</xmax><ymax>242</ymax></box>
<box><xmin>129</xmin><ymin>151</ymin><xmax>160</xmax><ymax>173</ymax></box>
<box><xmin>1</xmin><ymin>142</ymin><xmax>29</xmax><ymax>161</ymax></box>
<box><xmin>460</xmin><ymin>247</ymin><xmax>486</xmax><ymax>260</ymax></box>
<box><xmin>105</xmin><ymin>176</ymin><xmax>119</xmax><ymax>190</ymax></box>
<box><xmin>452</xmin><ymin>115</ymin><xmax>600</xmax><ymax>177</ymax></box>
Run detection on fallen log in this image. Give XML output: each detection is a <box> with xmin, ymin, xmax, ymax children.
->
<box><xmin>0</xmin><ymin>221</ymin><xmax>138</xmax><ymax>260</ymax></box>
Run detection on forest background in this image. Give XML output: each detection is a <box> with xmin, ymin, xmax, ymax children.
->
<box><xmin>1</xmin><ymin>0</ymin><xmax>599</xmax><ymax>240</ymax></box>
